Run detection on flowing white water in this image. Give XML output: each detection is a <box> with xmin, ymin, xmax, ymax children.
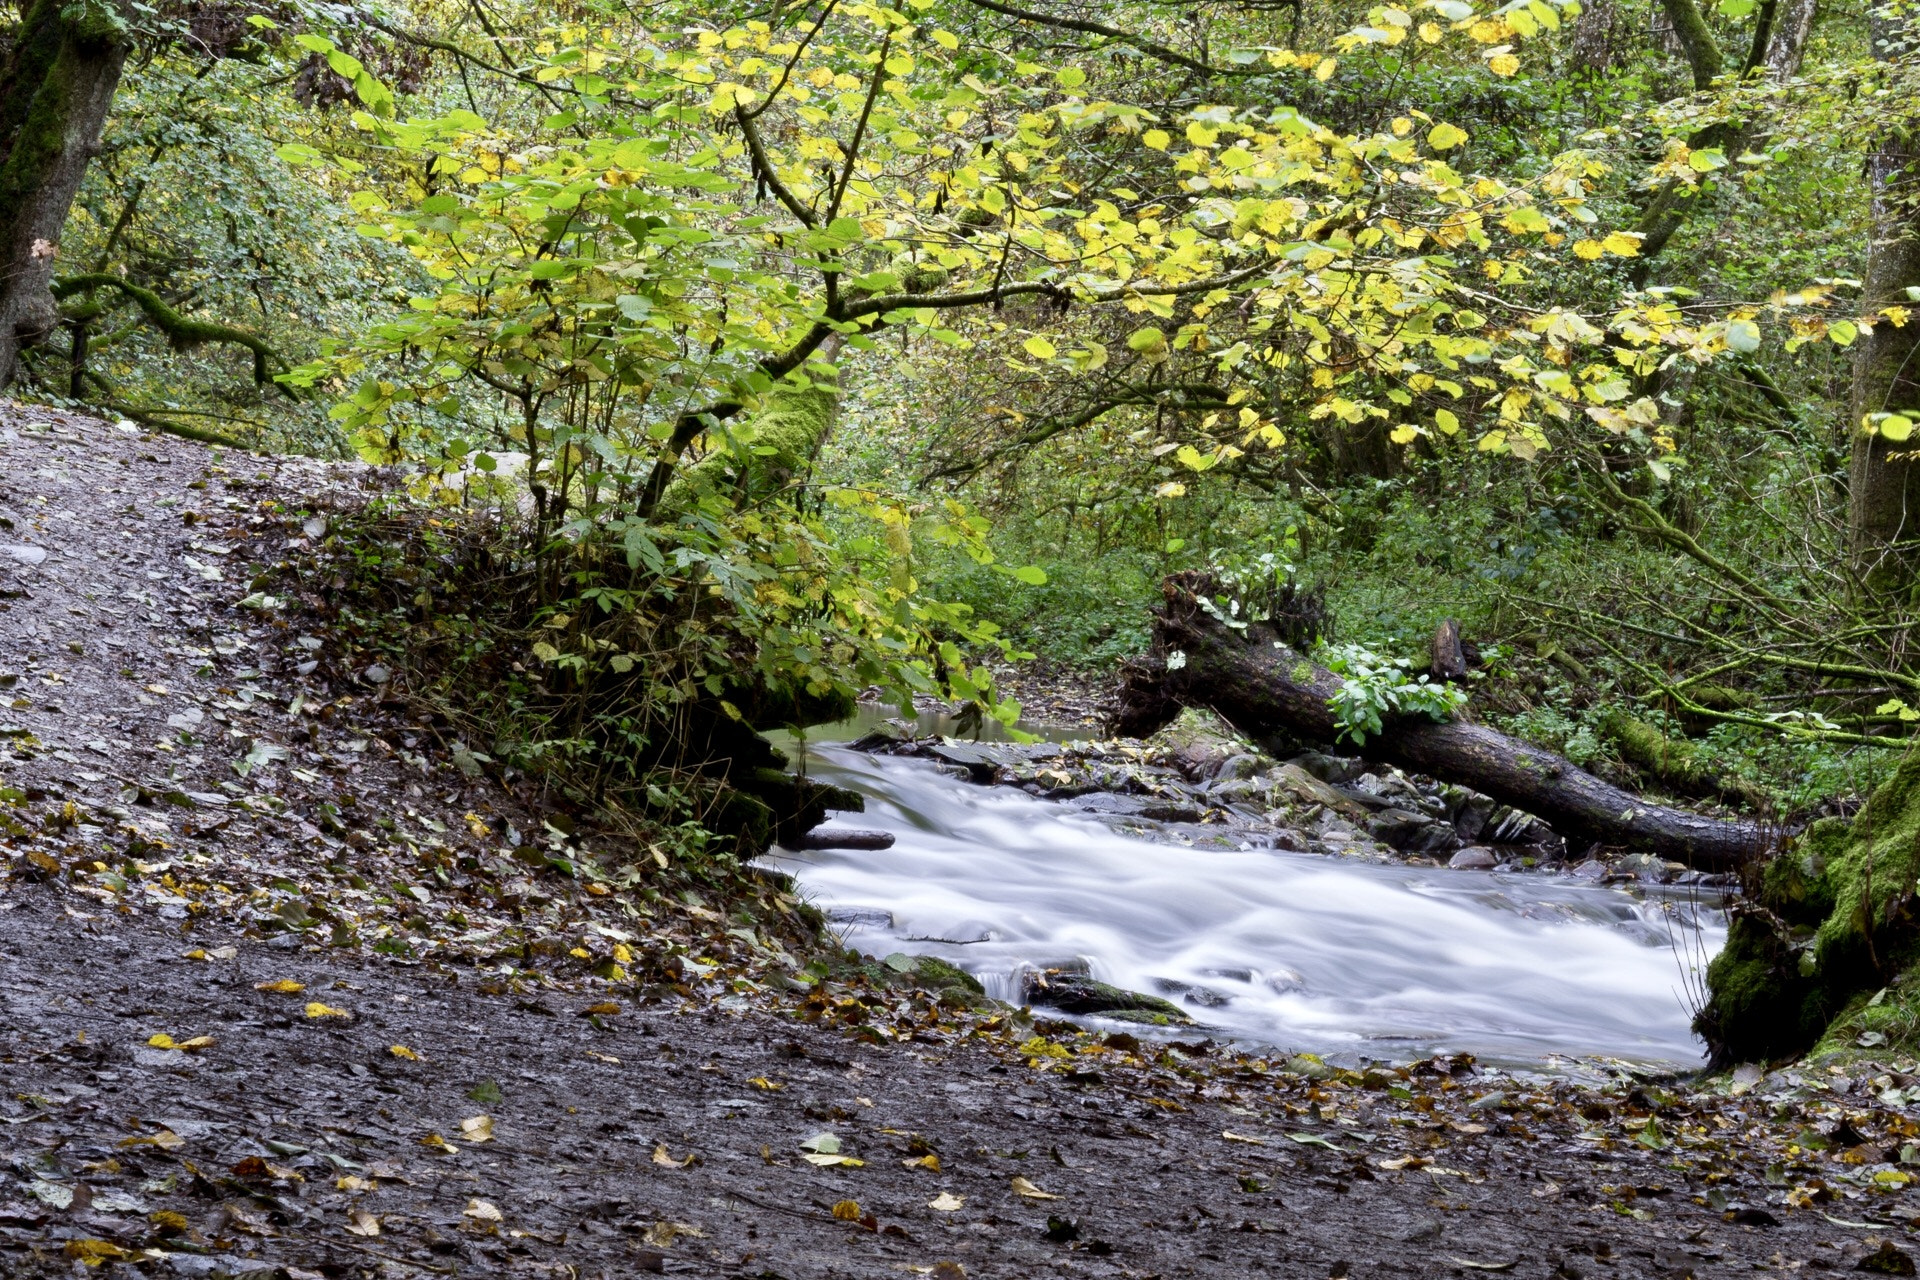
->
<box><xmin>763</xmin><ymin>745</ymin><xmax>1724</xmax><ymax>1069</ymax></box>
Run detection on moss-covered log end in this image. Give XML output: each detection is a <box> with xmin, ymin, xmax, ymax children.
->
<box><xmin>1699</xmin><ymin>759</ymin><xmax>1920</xmax><ymax>1065</ymax></box>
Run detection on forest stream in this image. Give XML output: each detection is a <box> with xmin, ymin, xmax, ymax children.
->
<box><xmin>769</xmin><ymin>740</ymin><xmax>1725</xmax><ymax>1070</ymax></box>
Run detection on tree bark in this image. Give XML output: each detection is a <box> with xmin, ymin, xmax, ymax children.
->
<box><xmin>1566</xmin><ymin>0</ymin><xmax>1620</xmax><ymax>73</ymax></box>
<box><xmin>1117</xmin><ymin>573</ymin><xmax>1772</xmax><ymax>869</ymax></box>
<box><xmin>1848</xmin><ymin>9</ymin><xmax>1920</xmax><ymax>589</ymax></box>
<box><xmin>0</xmin><ymin>0</ymin><xmax>129</xmax><ymax>388</ymax></box>
<box><xmin>1761</xmin><ymin>0</ymin><xmax>1817</xmax><ymax>78</ymax></box>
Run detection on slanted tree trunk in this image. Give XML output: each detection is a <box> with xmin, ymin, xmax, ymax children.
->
<box><xmin>1848</xmin><ymin>9</ymin><xmax>1920</xmax><ymax>590</ymax></box>
<box><xmin>1116</xmin><ymin>573</ymin><xmax>1772</xmax><ymax>869</ymax></box>
<box><xmin>0</xmin><ymin>0</ymin><xmax>129</xmax><ymax>388</ymax></box>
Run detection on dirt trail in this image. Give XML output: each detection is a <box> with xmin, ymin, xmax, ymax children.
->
<box><xmin>1</xmin><ymin>405</ymin><xmax>1913</xmax><ymax>1278</ymax></box>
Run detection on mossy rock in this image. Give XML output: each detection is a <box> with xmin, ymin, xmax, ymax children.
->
<box><xmin>880</xmin><ymin>952</ymin><xmax>998</xmax><ymax>1009</ymax></box>
<box><xmin>1700</xmin><ymin>757</ymin><xmax>1920</xmax><ymax>1064</ymax></box>
<box><xmin>1022</xmin><ymin>971</ymin><xmax>1193</xmax><ymax>1024</ymax></box>
<box><xmin>1147</xmin><ymin>707</ymin><xmax>1256</xmax><ymax>780</ymax></box>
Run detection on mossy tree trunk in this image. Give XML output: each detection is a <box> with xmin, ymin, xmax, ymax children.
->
<box><xmin>1848</xmin><ymin>8</ymin><xmax>1920</xmax><ymax>591</ymax></box>
<box><xmin>0</xmin><ymin>0</ymin><xmax>129</xmax><ymax>388</ymax></box>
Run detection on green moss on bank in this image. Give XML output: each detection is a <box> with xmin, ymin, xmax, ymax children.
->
<box><xmin>1700</xmin><ymin>756</ymin><xmax>1920</xmax><ymax>1065</ymax></box>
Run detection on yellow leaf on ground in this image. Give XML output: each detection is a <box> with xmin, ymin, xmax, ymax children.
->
<box><xmin>654</xmin><ymin>1144</ymin><xmax>696</xmax><ymax>1168</ymax></box>
<box><xmin>345</xmin><ymin>1210</ymin><xmax>381</xmax><ymax>1237</ymax></box>
<box><xmin>118</xmin><ymin>1128</ymin><xmax>184</xmax><ymax>1151</ymax></box>
<box><xmin>419</xmin><ymin>1134</ymin><xmax>459</xmax><ymax>1154</ymax></box>
<box><xmin>928</xmin><ymin>1192</ymin><xmax>966</xmax><ymax>1211</ymax></box>
<box><xmin>1010</xmin><ymin>1176</ymin><xmax>1059</xmax><ymax>1200</ymax></box>
<box><xmin>255</xmin><ymin>979</ymin><xmax>305</xmax><ymax>994</ymax></box>
<box><xmin>459</xmin><ymin>1115</ymin><xmax>494</xmax><ymax>1143</ymax></box>
<box><xmin>389</xmin><ymin>1044</ymin><xmax>419</xmax><ymax>1060</ymax></box>
<box><xmin>146</xmin><ymin>1033</ymin><xmax>178</xmax><ymax>1050</ymax></box>
<box><xmin>831</xmin><ymin>1199</ymin><xmax>862</xmax><ymax>1221</ymax></box>
<box><xmin>582</xmin><ymin>1001</ymin><xmax>621</xmax><ymax>1016</ymax></box>
<box><xmin>178</xmin><ymin>1036</ymin><xmax>215</xmax><ymax>1051</ymax></box>
<box><xmin>64</xmin><ymin>1239</ymin><xmax>131</xmax><ymax>1264</ymax></box>
<box><xmin>903</xmin><ymin>1153</ymin><xmax>942</xmax><ymax>1172</ymax></box>
<box><xmin>304</xmin><ymin>1002</ymin><xmax>349</xmax><ymax>1019</ymax></box>
<box><xmin>748</xmin><ymin>1076</ymin><xmax>784</xmax><ymax>1090</ymax></box>
<box><xmin>1223</xmin><ymin>1131</ymin><xmax>1267</xmax><ymax>1145</ymax></box>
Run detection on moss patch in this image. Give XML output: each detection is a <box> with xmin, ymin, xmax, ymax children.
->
<box><xmin>661</xmin><ymin>367</ymin><xmax>838</xmax><ymax>514</ymax></box>
<box><xmin>1700</xmin><ymin>757</ymin><xmax>1920</xmax><ymax>1064</ymax></box>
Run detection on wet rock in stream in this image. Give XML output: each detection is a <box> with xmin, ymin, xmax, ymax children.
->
<box><xmin>1022</xmin><ymin>969</ymin><xmax>1194</xmax><ymax>1025</ymax></box>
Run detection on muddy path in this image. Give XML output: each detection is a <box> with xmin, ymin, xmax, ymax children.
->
<box><xmin>2</xmin><ymin>404</ymin><xmax>1916</xmax><ymax>1278</ymax></box>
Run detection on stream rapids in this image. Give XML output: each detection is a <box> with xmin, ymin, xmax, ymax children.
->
<box><xmin>763</xmin><ymin>742</ymin><xmax>1725</xmax><ymax>1070</ymax></box>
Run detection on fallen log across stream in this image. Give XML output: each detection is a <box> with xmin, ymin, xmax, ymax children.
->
<box><xmin>1114</xmin><ymin>573</ymin><xmax>1773</xmax><ymax>870</ymax></box>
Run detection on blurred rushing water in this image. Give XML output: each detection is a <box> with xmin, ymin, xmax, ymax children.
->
<box><xmin>761</xmin><ymin>743</ymin><xmax>1724</xmax><ymax>1069</ymax></box>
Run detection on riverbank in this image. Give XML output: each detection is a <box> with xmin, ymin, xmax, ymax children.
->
<box><xmin>5</xmin><ymin>404</ymin><xmax>1920</xmax><ymax>1276</ymax></box>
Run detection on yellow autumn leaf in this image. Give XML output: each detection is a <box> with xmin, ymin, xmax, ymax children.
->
<box><xmin>1390</xmin><ymin>425</ymin><xmax>1420</xmax><ymax>445</ymax></box>
<box><xmin>1141</xmin><ymin>128</ymin><xmax>1170</xmax><ymax>151</ymax></box>
<box><xmin>459</xmin><ymin>1115</ymin><xmax>494</xmax><ymax>1143</ymax></box>
<box><xmin>147</xmin><ymin>1033</ymin><xmax>178</xmax><ymax>1050</ymax></box>
<box><xmin>419</xmin><ymin>1133</ymin><xmax>460</xmax><ymax>1154</ymax></box>
<box><xmin>1487</xmin><ymin>52</ymin><xmax>1520</xmax><ymax>75</ymax></box>
<box><xmin>831</xmin><ymin>1199</ymin><xmax>863</xmax><ymax>1221</ymax></box>
<box><xmin>1601</xmin><ymin>232</ymin><xmax>1642</xmax><ymax>257</ymax></box>
<box><xmin>1571</xmin><ymin>240</ymin><xmax>1603</xmax><ymax>260</ymax></box>
<box><xmin>1314</xmin><ymin>56</ymin><xmax>1337</xmax><ymax>80</ymax></box>
<box><xmin>345</xmin><ymin>1209</ymin><xmax>381</xmax><ymax>1237</ymax></box>
<box><xmin>903</xmin><ymin>1153</ymin><xmax>942</xmax><ymax>1171</ymax></box>
<box><xmin>1435</xmin><ymin>409</ymin><xmax>1461</xmax><ymax>435</ymax></box>
<box><xmin>748</xmin><ymin>1076</ymin><xmax>784</xmax><ymax>1090</ymax></box>
<box><xmin>1427</xmin><ymin>122</ymin><xmax>1468</xmax><ymax>150</ymax></box>
<box><xmin>389</xmin><ymin>1044</ymin><xmax>420</xmax><ymax>1060</ymax></box>
<box><xmin>255</xmin><ymin>979</ymin><xmax>305</xmax><ymax>994</ymax></box>
<box><xmin>654</xmin><ymin>1144</ymin><xmax>696</xmax><ymax>1167</ymax></box>
<box><xmin>305</xmin><ymin>1002</ymin><xmax>349</xmax><ymax>1019</ymax></box>
<box><xmin>1022</xmin><ymin>335</ymin><xmax>1057</xmax><ymax>360</ymax></box>
<box><xmin>1011</xmin><ymin>1176</ymin><xmax>1060</xmax><ymax>1200</ymax></box>
<box><xmin>928</xmin><ymin>1192</ymin><xmax>966</xmax><ymax>1211</ymax></box>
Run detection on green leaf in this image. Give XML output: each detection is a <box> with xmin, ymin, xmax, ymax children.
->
<box><xmin>1056</xmin><ymin>67</ymin><xmax>1086</xmax><ymax>88</ymax></box>
<box><xmin>1009</xmin><ymin>565</ymin><xmax>1047</xmax><ymax>585</ymax></box>
<box><xmin>1725</xmin><ymin>318</ymin><xmax>1761</xmax><ymax>353</ymax></box>
<box><xmin>1878</xmin><ymin>414</ymin><xmax>1914</xmax><ymax>442</ymax></box>
<box><xmin>1427</xmin><ymin>122</ymin><xmax>1468</xmax><ymax>151</ymax></box>
<box><xmin>1022</xmin><ymin>335</ymin><xmax>1057</xmax><ymax>359</ymax></box>
<box><xmin>1828</xmin><ymin>320</ymin><xmax>1858</xmax><ymax>347</ymax></box>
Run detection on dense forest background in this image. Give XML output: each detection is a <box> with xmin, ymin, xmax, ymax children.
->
<box><xmin>2</xmin><ymin>0</ymin><xmax>1918</xmax><ymax>823</ymax></box>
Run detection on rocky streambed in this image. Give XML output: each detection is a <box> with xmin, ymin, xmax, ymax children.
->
<box><xmin>848</xmin><ymin>709</ymin><xmax>1736</xmax><ymax>890</ymax></box>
